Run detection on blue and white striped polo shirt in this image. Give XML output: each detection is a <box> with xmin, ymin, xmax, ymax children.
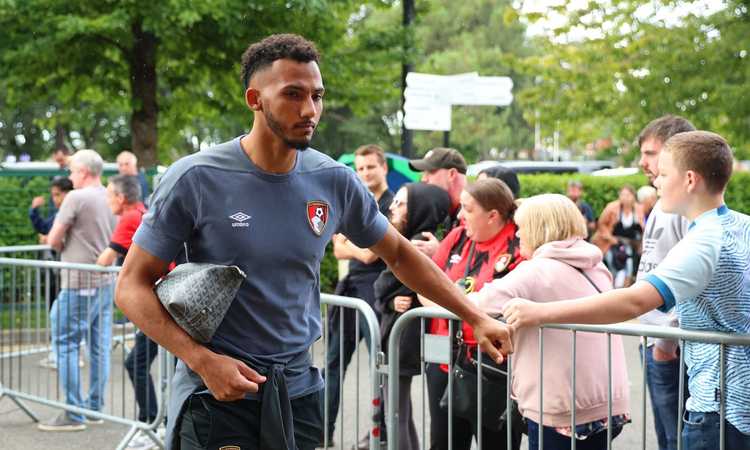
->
<box><xmin>644</xmin><ymin>205</ymin><xmax>750</xmax><ymax>434</ymax></box>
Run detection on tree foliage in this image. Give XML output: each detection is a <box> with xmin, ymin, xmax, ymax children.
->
<box><xmin>0</xmin><ymin>0</ymin><xmax>393</xmax><ymax>164</ymax></box>
<box><xmin>513</xmin><ymin>0</ymin><xmax>750</xmax><ymax>160</ymax></box>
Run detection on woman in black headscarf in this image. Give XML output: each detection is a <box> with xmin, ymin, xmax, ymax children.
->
<box><xmin>375</xmin><ymin>183</ymin><xmax>451</xmax><ymax>450</ymax></box>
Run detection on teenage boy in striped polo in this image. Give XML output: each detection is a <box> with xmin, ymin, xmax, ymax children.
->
<box><xmin>502</xmin><ymin>130</ymin><xmax>750</xmax><ymax>449</ymax></box>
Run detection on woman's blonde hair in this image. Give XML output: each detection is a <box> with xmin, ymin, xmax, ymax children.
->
<box><xmin>514</xmin><ymin>193</ymin><xmax>587</xmax><ymax>253</ymax></box>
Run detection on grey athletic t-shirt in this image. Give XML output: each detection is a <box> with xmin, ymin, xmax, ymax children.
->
<box><xmin>636</xmin><ymin>200</ymin><xmax>689</xmax><ymax>351</ymax></box>
<box><xmin>133</xmin><ymin>137</ymin><xmax>389</xmax><ymax>398</ymax></box>
<box><xmin>54</xmin><ymin>185</ymin><xmax>116</xmax><ymax>289</ymax></box>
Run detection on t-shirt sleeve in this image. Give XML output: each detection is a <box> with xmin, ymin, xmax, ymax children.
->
<box><xmin>132</xmin><ymin>165</ymin><xmax>199</xmax><ymax>262</ymax></box>
<box><xmin>53</xmin><ymin>192</ymin><xmax>79</xmax><ymax>227</ymax></box>
<box><xmin>643</xmin><ymin>224</ymin><xmax>720</xmax><ymax>313</ymax></box>
<box><xmin>337</xmin><ymin>170</ymin><xmax>389</xmax><ymax>249</ymax></box>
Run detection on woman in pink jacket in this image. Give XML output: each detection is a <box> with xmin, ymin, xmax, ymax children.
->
<box><xmin>472</xmin><ymin>194</ymin><xmax>630</xmax><ymax>450</ymax></box>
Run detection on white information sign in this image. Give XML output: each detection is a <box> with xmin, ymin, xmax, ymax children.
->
<box><xmin>403</xmin><ymin>72</ymin><xmax>513</xmax><ymax>131</ymax></box>
<box><xmin>450</xmin><ymin>76</ymin><xmax>514</xmax><ymax>106</ymax></box>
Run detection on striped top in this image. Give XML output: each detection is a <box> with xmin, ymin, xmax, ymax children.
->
<box><xmin>644</xmin><ymin>205</ymin><xmax>750</xmax><ymax>434</ymax></box>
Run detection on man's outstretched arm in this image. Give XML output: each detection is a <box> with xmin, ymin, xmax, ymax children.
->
<box><xmin>368</xmin><ymin>225</ymin><xmax>513</xmax><ymax>362</ymax></box>
<box><xmin>115</xmin><ymin>244</ymin><xmax>265</xmax><ymax>400</ymax></box>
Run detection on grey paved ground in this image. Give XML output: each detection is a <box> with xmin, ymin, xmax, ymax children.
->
<box><xmin>1</xmin><ymin>336</ymin><xmax>659</xmax><ymax>450</ymax></box>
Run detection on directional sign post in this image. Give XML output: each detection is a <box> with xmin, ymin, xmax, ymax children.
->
<box><xmin>403</xmin><ymin>72</ymin><xmax>514</xmax><ymax>133</ymax></box>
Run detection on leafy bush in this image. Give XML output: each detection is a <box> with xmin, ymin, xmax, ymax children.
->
<box><xmin>518</xmin><ymin>173</ymin><xmax>648</xmax><ymax>217</ymax></box>
<box><xmin>518</xmin><ymin>172</ymin><xmax>750</xmax><ymax>216</ymax></box>
<box><xmin>0</xmin><ymin>176</ymin><xmax>50</xmax><ymax>247</ymax></box>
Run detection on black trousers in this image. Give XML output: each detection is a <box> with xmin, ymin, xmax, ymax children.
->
<box><xmin>178</xmin><ymin>389</ymin><xmax>324</xmax><ymax>450</ymax></box>
<box><xmin>425</xmin><ymin>363</ymin><xmax>522</xmax><ymax>450</ymax></box>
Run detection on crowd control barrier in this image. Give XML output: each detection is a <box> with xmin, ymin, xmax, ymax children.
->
<box><xmin>387</xmin><ymin>306</ymin><xmax>750</xmax><ymax>450</ymax></box>
<box><xmin>0</xmin><ymin>252</ymin><xmax>384</xmax><ymax>450</ymax></box>
<box><xmin>319</xmin><ymin>293</ymin><xmax>384</xmax><ymax>450</ymax></box>
<box><xmin>0</xmin><ymin>256</ymin><xmax>171</xmax><ymax>450</ymax></box>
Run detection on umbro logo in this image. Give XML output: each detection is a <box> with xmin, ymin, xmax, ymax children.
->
<box><xmin>229</xmin><ymin>212</ymin><xmax>251</xmax><ymax>228</ymax></box>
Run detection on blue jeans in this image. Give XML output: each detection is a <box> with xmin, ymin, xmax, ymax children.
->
<box><xmin>682</xmin><ymin>411</ymin><xmax>750</xmax><ymax>450</ymax></box>
<box><xmin>50</xmin><ymin>284</ymin><xmax>113</xmax><ymax>423</ymax></box>
<box><xmin>640</xmin><ymin>345</ymin><xmax>688</xmax><ymax>450</ymax></box>
<box><xmin>527</xmin><ymin>419</ymin><xmax>623</xmax><ymax>450</ymax></box>
<box><xmin>125</xmin><ymin>331</ymin><xmax>159</xmax><ymax>423</ymax></box>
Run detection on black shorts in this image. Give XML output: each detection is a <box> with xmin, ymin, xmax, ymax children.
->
<box><xmin>178</xmin><ymin>389</ymin><xmax>324</xmax><ymax>450</ymax></box>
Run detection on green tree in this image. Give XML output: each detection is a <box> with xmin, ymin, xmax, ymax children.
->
<box><xmin>411</xmin><ymin>0</ymin><xmax>535</xmax><ymax>161</ymax></box>
<box><xmin>311</xmin><ymin>0</ymin><xmax>538</xmax><ymax>161</ymax></box>
<box><xmin>513</xmin><ymin>0</ymin><xmax>750</xmax><ymax>160</ymax></box>
<box><xmin>0</xmin><ymin>0</ymin><xmax>388</xmax><ymax>165</ymax></box>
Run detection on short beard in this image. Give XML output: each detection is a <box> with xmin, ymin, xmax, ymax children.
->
<box><xmin>264</xmin><ymin>108</ymin><xmax>311</xmax><ymax>151</ymax></box>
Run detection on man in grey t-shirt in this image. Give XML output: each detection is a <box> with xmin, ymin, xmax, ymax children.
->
<box><xmin>115</xmin><ymin>34</ymin><xmax>511</xmax><ymax>450</ymax></box>
<box><xmin>38</xmin><ymin>149</ymin><xmax>117</xmax><ymax>432</ymax></box>
<box><xmin>635</xmin><ymin>115</ymin><xmax>695</xmax><ymax>450</ymax></box>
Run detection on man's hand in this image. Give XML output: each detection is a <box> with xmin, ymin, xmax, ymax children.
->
<box><xmin>193</xmin><ymin>352</ymin><xmax>267</xmax><ymax>401</ymax></box>
<box><xmin>31</xmin><ymin>196</ymin><xmax>45</xmax><ymax>209</ymax></box>
<box><xmin>472</xmin><ymin>315</ymin><xmax>513</xmax><ymax>364</ymax></box>
<box><xmin>411</xmin><ymin>231</ymin><xmax>439</xmax><ymax>257</ymax></box>
<box><xmin>502</xmin><ymin>298</ymin><xmax>546</xmax><ymax>330</ymax></box>
<box><xmin>393</xmin><ymin>295</ymin><xmax>412</xmax><ymax>313</ymax></box>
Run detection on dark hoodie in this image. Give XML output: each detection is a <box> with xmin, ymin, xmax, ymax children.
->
<box><xmin>374</xmin><ymin>183</ymin><xmax>451</xmax><ymax>376</ymax></box>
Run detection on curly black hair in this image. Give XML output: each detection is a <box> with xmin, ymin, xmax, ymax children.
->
<box><xmin>50</xmin><ymin>176</ymin><xmax>73</xmax><ymax>192</ymax></box>
<box><xmin>240</xmin><ymin>34</ymin><xmax>320</xmax><ymax>89</ymax></box>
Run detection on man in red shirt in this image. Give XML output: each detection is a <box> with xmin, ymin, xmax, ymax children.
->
<box><xmin>97</xmin><ymin>175</ymin><xmax>159</xmax><ymax>448</ymax></box>
<box><xmin>97</xmin><ymin>175</ymin><xmax>146</xmax><ymax>266</ymax></box>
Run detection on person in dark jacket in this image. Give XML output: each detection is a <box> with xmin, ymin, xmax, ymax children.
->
<box><xmin>374</xmin><ymin>183</ymin><xmax>451</xmax><ymax>450</ymax></box>
<box><xmin>30</xmin><ymin>177</ymin><xmax>74</xmax><ymax>239</ymax></box>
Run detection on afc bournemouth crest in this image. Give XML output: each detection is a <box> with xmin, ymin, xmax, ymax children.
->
<box><xmin>494</xmin><ymin>253</ymin><xmax>512</xmax><ymax>273</ymax></box>
<box><xmin>307</xmin><ymin>200</ymin><xmax>330</xmax><ymax>236</ymax></box>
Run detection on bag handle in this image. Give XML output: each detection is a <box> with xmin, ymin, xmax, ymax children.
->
<box><xmin>561</xmin><ymin>261</ymin><xmax>603</xmax><ymax>293</ymax></box>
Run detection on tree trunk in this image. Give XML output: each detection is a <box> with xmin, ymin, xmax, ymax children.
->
<box><xmin>130</xmin><ymin>19</ymin><xmax>158</xmax><ymax>167</ymax></box>
<box><xmin>54</xmin><ymin>123</ymin><xmax>68</xmax><ymax>150</ymax></box>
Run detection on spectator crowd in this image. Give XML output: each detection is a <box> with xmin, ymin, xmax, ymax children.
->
<box><xmin>18</xmin><ymin>112</ymin><xmax>750</xmax><ymax>450</ymax></box>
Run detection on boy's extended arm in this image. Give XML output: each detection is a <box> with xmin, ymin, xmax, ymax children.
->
<box><xmin>502</xmin><ymin>281</ymin><xmax>664</xmax><ymax>328</ymax></box>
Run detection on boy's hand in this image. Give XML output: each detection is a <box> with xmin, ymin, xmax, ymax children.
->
<box><xmin>502</xmin><ymin>298</ymin><xmax>545</xmax><ymax>329</ymax></box>
<box><xmin>472</xmin><ymin>315</ymin><xmax>513</xmax><ymax>364</ymax></box>
<box><xmin>31</xmin><ymin>196</ymin><xmax>45</xmax><ymax>209</ymax></box>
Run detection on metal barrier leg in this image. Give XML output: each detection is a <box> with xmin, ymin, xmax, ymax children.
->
<box><xmin>0</xmin><ymin>383</ymin><xmax>40</xmax><ymax>422</ymax></box>
<box><xmin>115</xmin><ymin>425</ymin><xmax>140</xmax><ymax>450</ymax></box>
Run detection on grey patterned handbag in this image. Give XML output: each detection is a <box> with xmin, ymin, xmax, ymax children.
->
<box><xmin>154</xmin><ymin>263</ymin><xmax>246</xmax><ymax>343</ymax></box>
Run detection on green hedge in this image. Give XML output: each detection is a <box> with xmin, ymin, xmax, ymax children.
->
<box><xmin>0</xmin><ymin>176</ymin><xmax>50</xmax><ymax>247</ymax></box>
<box><xmin>3</xmin><ymin>173</ymin><xmax>750</xmax><ymax>295</ymax></box>
<box><xmin>517</xmin><ymin>172</ymin><xmax>750</xmax><ymax>216</ymax></box>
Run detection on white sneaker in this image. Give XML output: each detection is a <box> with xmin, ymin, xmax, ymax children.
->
<box><xmin>126</xmin><ymin>431</ymin><xmax>158</xmax><ymax>450</ymax></box>
<box><xmin>38</xmin><ymin>357</ymin><xmax>57</xmax><ymax>370</ymax></box>
<box><xmin>37</xmin><ymin>411</ymin><xmax>86</xmax><ymax>432</ymax></box>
